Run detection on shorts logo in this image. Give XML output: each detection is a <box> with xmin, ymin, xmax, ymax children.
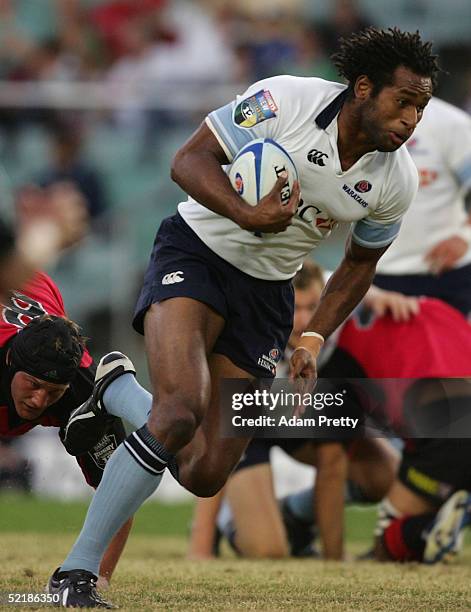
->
<box><xmin>258</xmin><ymin>347</ymin><xmax>281</xmax><ymax>375</ymax></box>
<box><xmin>354</xmin><ymin>180</ymin><xmax>372</xmax><ymax>193</ymax></box>
<box><xmin>235</xmin><ymin>172</ymin><xmax>244</xmax><ymax>195</ymax></box>
<box><xmin>234</xmin><ymin>89</ymin><xmax>278</xmax><ymax>129</ymax></box>
<box><xmin>89</xmin><ymin>434</ymin><xmax>118</xmax><ymax>469</ymax></box>
<box><xmin>162</xmin><ymin>271</ymin><xmax>184</xmax><ymax>285</ymax></box>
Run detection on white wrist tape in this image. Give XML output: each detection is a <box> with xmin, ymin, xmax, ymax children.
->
<box><xmin>301</xmin><ymin>331</ymin><xmax>325</xmax><ymax>344</ymax></box>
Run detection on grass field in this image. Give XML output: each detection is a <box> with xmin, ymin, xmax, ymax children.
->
<box><xmin>1</xmin><ymin>494</ymin><xmax>470</xmax><ymax>611</ymax></box>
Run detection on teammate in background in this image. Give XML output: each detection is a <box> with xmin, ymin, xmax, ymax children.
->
<box><xmin>372</xmin><ymin>96</ymin><xmax>471</xmax><ymax>318</ymax></box>
<box><xmin>0</xmin><ymin>271</ymin><xmax>139</xmax><ymax>595</ymax></box>
<box><xmin>50</xmin><ymin>28</ymin><xmax>439</xmax><ymax>607</ymax></box>
<box><xmin>188</xmin><ymin>262</ymin><xmax>399</xmax><ymax>561</ymax></box>
<box><xmin>0</xmin><ymin>182</ymin><xmax>88</xmax><ymax>298</ymax></box>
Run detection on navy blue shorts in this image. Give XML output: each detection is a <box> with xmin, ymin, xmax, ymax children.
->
<box><xmin>235</xmin><ymin>438</ymin><xmax>313</xmax><ymax>472</ymax></box>
<box><xmin>133</xmin><ymin>213</ymin><xmax>294</xmax><ymax>378</ymax></box>
<box><xmin>374</xmin><ymin>263</ymin><xmax>471</xmax><ymax>317</ymax></box>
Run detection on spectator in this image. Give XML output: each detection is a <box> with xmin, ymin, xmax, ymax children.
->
<box><xmin>36</xmin><ymin>122</ymin><xmax>108</xmax><ymax>226</ymax></box>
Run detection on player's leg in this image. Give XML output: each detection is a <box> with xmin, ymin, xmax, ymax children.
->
<box><xmin>226</xmin><ymin>462</ymin><xmax>289</xmax><ymax>558</ymax></box>
<box><xmin>57</xmin><ymin>298</ymin><xmax>224</xmax><ymax>580</ymax></box>
<box><xmin>347</xmin><ymin>438</ymin><xmax>400</xmax><ymax>502</ymax></box>
<box><xmin>374</xmin><ymin>478</ymin><xmax>437</xmax><ymax>562</ymax></box>
<box><xmin>173</xmin><ymin>352</ymin><xmax>252</xmax><ymax>497</ymax></box>
<box><xmin>188</xmin><ymin>489</ymin><xmax>226</xmax><ymax>559</ymax></box>
<box><xmin>373</xmin><ymin>438</ymin><xmax>459</xmax><ymax>562</ymax></box>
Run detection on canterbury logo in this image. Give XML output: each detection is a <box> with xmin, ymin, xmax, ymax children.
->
<box><xmin>307</xmin><ymin>149</ymin><xmax>328</xmax><ymax>166</ymax></box>
<box><xmin>162</xmin><ymin>271</ymin><xmax>184</xmax><ymax>285</ymax></box>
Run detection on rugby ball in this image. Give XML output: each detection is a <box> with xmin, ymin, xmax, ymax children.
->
<box><xmin>228</xmin><ymin>138</ymin><xmax>298</xmax><ymax>207</ymax></box>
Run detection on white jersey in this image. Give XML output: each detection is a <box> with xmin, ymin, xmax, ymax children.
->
<box><xmin>376</xmin><ymin>97</ymin><xmax>471</xmax><ymax>275</ymax></box>
<box><xmin>179</xmin><ymin>76</ymin><xmax>418</xmax><ymax>280</ymax></box>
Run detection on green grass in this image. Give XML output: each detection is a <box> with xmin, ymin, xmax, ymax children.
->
<box><xmin>1</xmin><ymin>494</ymin><xmax>470</xmax><ymax>610</ymax></box>
<box><xmin>0</xmin><ymin>494</ymin><xmax>193</xmax><ymax>535</ymax></box>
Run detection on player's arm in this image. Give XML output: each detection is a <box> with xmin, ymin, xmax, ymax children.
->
<box><xmin>314</xmin><ymin>443</ymin><xmax>348</xmax><ymax>560</ymax></box>
<box><xmin>424</xmin><ymin>199</ymin><xmax>471</xmax><ymax>274</ymax></box>
<box><xmin>425</xmin><ymin>108</ymin><xmax>471</xmax><ymax>274</ymax></box>
<box><xmin>290</xmin><ymin>237</ymin><xmax>388</xmax><ymax>379</ymax></box>
<box><xmin>171</xmin><ymin>123</ymin><xmax>299</xmax><ymax>234</ymax></box>
<box><xmin>188</xmin><ymin>490</ymin><xmax>225</xmax><ymax>559</ymax></box>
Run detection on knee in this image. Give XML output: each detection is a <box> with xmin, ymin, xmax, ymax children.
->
<box><xmin>242</xmin><ymin>537</ymin><xmax>289</xmax><ymax>559</ymax></box>
<box><xmin>184</xmin><ymin>466</ymin><xmax>227</xmax><ymax>498</ymax></box>
<box><xmin>147</xmin><ymin>396</ymin><xmax>202</xmax><ymax>449</ymax></box>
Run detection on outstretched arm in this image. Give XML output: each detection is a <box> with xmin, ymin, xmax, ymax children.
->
<box><xmin>290</xmin><ymin>236</ymin><xmax>388</xmax><ymax>379</ymax></box>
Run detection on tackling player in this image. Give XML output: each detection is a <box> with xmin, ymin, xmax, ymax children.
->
<box><xmin>0</xmin><ymin>271</ymin><xmax>134</xmax><ymax>598</ymax></box>
<box><xmin>50</xmin><ymin>28</ymin><xmax>439</xmax><ymax>607</ymax></box>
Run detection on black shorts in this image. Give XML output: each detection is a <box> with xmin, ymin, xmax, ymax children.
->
<box><xmin>76</xmin><ymin>418</ymin><xmax>127</xmax><ymax>488</ymax></box>
<box><xmin>235</xmin><ymin>438</ymin><xmax>314</xmax><ymax>472</ymax></box>
<box><xmin>399</xmin><ymin>436</ymin><xmax>471</xmax><ymax>506</ymax></box>
<box><xmin>133</xmin><ymin>213</ymin><xmax>294</xmax><ymax>378</ymax></box>
<box><xmin>375</xmin><ymin>263</ymin><xmax>471</xmax><ymax>317</ymax></box>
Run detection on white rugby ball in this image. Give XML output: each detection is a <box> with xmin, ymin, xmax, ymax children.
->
<box><xmin>228</xmin><ymin>138</ymin><xmax>298</xmax><ymax>207</ymax></box>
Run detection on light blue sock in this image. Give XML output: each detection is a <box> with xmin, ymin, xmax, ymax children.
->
<box><xmin>61</xmin><ymin>441</ymin><xmax>163</xmax><ymax>575</ymax></box>
<box><xmin>284</xmin><ymin>487</ymin><xmax>314</xmax><ymax>523</ymax></box>
<box><xmin>103</xmin><ymin>373</ymin><xmax>152</xmax><ymax>429</ymax></box>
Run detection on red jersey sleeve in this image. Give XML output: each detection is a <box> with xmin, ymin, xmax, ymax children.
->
<box><xmin>0</xmin><ymin>271</ymin><xmax>92</xmax><ymax>368</ymax></box>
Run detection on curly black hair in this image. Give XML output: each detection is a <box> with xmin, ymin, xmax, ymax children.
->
<box><xmin>332</xmin><ymin>27</ymin><xmax>440</xmax><ymax>95</ymax></box>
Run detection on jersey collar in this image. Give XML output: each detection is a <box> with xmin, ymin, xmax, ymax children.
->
<box><xmin>315</xmin><ymin>88</ymin><xmax>349</xmax><ymax>130</ymax></box>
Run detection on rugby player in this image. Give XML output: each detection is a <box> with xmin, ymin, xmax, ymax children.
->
<box><xmin>50</xmin><ymin>28</ymin><xmax>439</xmax><ymax>607</ymax></box>
<box><xmin>330</xmin><ymin>297</ymin><xmax>471</xmax><ymax>563</ymax></box>
<box><xmin>0</xmin><ymin>271</ymin><xmax>135</xmax><ymax>597</ymax></box>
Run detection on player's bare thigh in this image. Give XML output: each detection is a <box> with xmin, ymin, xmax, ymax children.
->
<box><xmin>143</xmin><ymin>297</ymin><xmax>225</xmax><ymax>452</ymax></box>
<box><xmin>226</xmin><ymin>463</ymin><xmax>289</xmax><ymax>558</ymax></box>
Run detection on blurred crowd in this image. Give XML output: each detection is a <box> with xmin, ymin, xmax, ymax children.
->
<box><xmin>0</xmin><ymin>0</ymin><xmax>469</xmax><ymax>225</ymax></box>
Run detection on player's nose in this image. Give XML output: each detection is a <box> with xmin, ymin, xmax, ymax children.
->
<box><xmin>400</xmin><ymin>107</ymin><xmax>418</xmax><ymax>131</ymax></box>
<box><xmin>31</xmin><ymin>388</ymin><xmax>49</xmax><ymax>409</ymax></box>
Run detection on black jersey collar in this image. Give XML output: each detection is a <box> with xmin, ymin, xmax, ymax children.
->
<box><xmin>315</xmin><ymin>88</ymin><xmax>349</xmax><ymax>130</ymax></box>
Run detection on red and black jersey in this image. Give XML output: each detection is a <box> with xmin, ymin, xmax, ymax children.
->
<box><xmin>0</xmin><ymin>270</ymin><xmax>92</xmax><ymax>369</ymax></box>
<box><xmin>0</xmin><ymin>271</ymin><xmax>93</xmax><ymax>438</ymax></box>
<box><xmin>336</xmin><ymin>298</ymin><xmax>471</xmax><ymax>427</ymax></box>
<box><xmin>338</xmin><ymin>298</ymin><xmax>471</xmax><ymax>379</ymax></box>
<box><xmin>0</xmin><ymin>271</ymin><xmax>127</xmax><ymax>488</ymax></box>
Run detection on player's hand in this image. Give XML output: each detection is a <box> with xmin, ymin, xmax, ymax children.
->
<box><xmin>289</xmin><ymin>337</ymin><xmax>322</xmax><ymax>416</ymax></box>
<box><xmin>425</xmin><ymin>236</ymin><xmax>468</xmax><ymax>275</ymax></box>
<box><xmin>241</xmin><ymin>173</ymin><xmax>300</xmax><ymax>233</ymax></box>
<box><xmin>363</xmin><ymin>286</ymin><xmax>420</xmax><ymax>322</ymax></box>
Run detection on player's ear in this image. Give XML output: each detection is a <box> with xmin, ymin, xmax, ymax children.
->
<box><xmin>354</xmin><ymin>75</ymin><xmax>374</xmax><ymax>101</ymax></box>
